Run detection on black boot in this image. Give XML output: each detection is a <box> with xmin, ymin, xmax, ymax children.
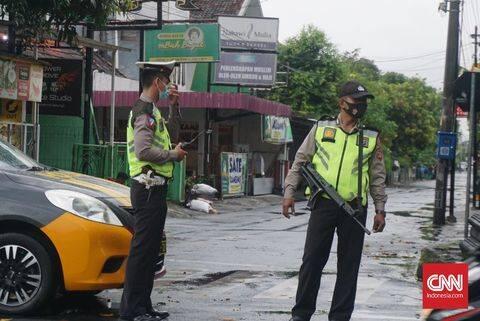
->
<box><xmin>147</xmin><ymin>309</ymin><xmax>169</xmax><ymax>320</ymax></box>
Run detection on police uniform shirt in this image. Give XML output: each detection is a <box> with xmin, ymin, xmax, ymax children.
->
<box><xmin>132</xmin><ymin>93</ymin><xmax>179</xmax><ymax>164</ymax></box>
<box><xmin>284</xmin><ymin>118</ymin><xmax>388</xmax><ymax>212</ymax></box>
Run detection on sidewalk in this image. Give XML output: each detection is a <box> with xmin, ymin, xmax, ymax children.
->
<box><xmin>168</xmin><ymin>194</ymin><xmax>284</xmax><ymax>218</ymax></box>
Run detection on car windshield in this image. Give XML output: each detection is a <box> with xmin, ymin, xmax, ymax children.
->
<box><xmin>0</xmin><ymin>139</ymin><xmax>44</xmax><ymax>170</ymax></box>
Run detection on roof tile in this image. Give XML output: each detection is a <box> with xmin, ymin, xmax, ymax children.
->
<box><xmin>191</xmin><ymin>0</ymin><xmax>245</xmax><ymax>19</ymax></box>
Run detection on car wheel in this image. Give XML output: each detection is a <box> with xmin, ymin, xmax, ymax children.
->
<box><xmin>0</xmin><ymin>233</ymin><xmax>57</xmax><ymax>315</ymax></box>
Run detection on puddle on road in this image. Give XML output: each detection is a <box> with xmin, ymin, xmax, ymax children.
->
<box><xmin>419</xmin><ymin>206</ymin><xmax>434</xmax><ymax>211</ymax></box>
<box><xmin>281</xmin><ymin>271</ymin><xmax>299</xmax><ymax>278</ymax></box>
<box><xmin>172</xmin><ymin>270</ymin><xmax>239</xmax><ymax>286</ymax></box>
<box><xmin>390</xmin><ymin>211</ymin><xmax>411</xmax><ymax>217</ymax></box>
<box><xmin>390</xmin><ymin>211</ymin><xmax>429</xmax><ymax>219</ymax></box>
<box><xmin>260</xmin><ymin>309</ymin><xmax>328</xmax><ymax>315</ymax></box>
<box><xmin>420</xmin><ymin>225</ymin><xmax>442</xmax><ymax>241</ymax></box>
<box><xmin>267</xmin><ymin>211</ymin><xmax>308</xmax><ymax>216</ymax></box>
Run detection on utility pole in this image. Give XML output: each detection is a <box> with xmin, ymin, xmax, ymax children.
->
<box><xmin>434</xmin><ymin>0</ymin><xmax>461</xmax><ymax>225</ymax></box>
<box><xmin>83</xmin><ymin>26</ymin><xmax>94</xmax><ymax>144</ymax></box>
<box><xmin>471</xmin><ymin>26</ymin><xmax>480</xmax><ymax>209</ymax></box>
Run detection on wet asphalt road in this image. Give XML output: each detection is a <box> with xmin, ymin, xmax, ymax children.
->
<box><xmin>2</xmin><ymin>173</ymin><xmax>468</xmax><ymax>321</ymax></box>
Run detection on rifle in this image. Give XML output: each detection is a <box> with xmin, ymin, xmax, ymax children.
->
<box><xmin>301</xmin><ymin>162</ymin><xmax>371</xmax><ymax>235</ymax></box>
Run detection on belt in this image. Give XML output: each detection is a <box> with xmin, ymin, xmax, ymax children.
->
<box><xmin>132</xmin><ymin>172</ymin><xmax>166</xmax><ymax>188</ymax></box>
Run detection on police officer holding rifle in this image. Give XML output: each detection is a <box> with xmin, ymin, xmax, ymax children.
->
<box><xmin>119</xmin><ymin>61</ymin><xmax>187</xmax><ymax>321</ymax></box>
<box><xmin>283</xmin><ymin>81</ymin><xmax>388</xmax><ymax>321</ymax></box>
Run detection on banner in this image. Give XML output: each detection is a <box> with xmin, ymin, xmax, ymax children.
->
<box><xmin>214</xmin><ymin>52</ymin><xmax>277</xmax><ymax>86</ymax></box>
<box><xmin>0</xmin><ymin>59</ymin><xmax>18</xmax><ymax>100</ymax></box>
<box><xmin>221</xmin><ymin>152</ymin><xmax>248</xmax><ymax>196</ymax></box>
<box><xmin>0</xmin><ymin>59</ymin><xmax>44</xmax><ymax>102</ymax></box>
<box><xmin>262</xmin><ymin>115</ymin><xmax>293</xmax><ymax>144</ymax></box>
<box><xmin>29</xmin><ymin>64</ymin><xmax>43</xmax><ymax>102</ymax></box>
<box><xmin>218</xmin><ymin>16</ymin><xmax>279</xmax><ymax>51</ymax></box>
<box><xmin>144</xmin><ymin>24</ymin><xmax>220</xmax><ymax>63</ymax></box>
<box><xmin>0</xmin><ymin>99</ymin><xmax>23</xmax><ymax>147</ymax></box>
<box><xmin>39</xmin><ymin>59</ymin><xmax>83</xmax><ymax>116</ymax></box>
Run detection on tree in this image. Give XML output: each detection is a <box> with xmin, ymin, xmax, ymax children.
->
<box><xmin>382</xmin><ymin>72</ymin><xmax>408</xmax><ymax>84</ymax></box>
<box><xmin>267</xmin><ymin>26</ymin><xmax>442</xmax><ymax>171</ymax></box>
<box><xmin>0</xmin><ymin>0</ymin><xmax>135</xmax><ymax>47</ymax></box>
<box><xmin>267</xmin><ymin>25</ymin><xmax>345</xmax><ymax>117</ymax></box>
<box><xmin>386</xmin><ymin>78</ymin><xmax>441</xmax><ymax>166</ymax></box>
<box><xmin>343</xmin><ymin>50</ymin><xmax>381</xmax><ymax>81</ymax></box>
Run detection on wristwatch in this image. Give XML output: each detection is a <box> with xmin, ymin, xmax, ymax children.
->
<box><xmin>375</xmin><ymin>209</ymin><xmax>386</xmax><ymax>216</ymax></box>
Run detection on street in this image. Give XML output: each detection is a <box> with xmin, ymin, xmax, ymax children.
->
<box><xmin>4</xmin><ymin>174</ymin><xmax>466</xmax><ymax>321</ymax></box>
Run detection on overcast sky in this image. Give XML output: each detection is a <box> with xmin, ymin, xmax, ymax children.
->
<box><xmin>262</xmin><ymin>0</ymin><xmax>479</xmax><ymax>90</ymax></box>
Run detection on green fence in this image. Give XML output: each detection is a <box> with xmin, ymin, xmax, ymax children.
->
<box><xmin>72</xmin><ymin>143</ymin><xmax>185</xmax><ymax>202</ymax></box>
<box><xmin>38</xmin><ymin>115</ymin><xmax>84</xmax><ymax>170</ymax></box>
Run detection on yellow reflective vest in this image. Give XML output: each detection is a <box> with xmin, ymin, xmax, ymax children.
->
<box><xmin>311</xmin><ymin>120</ymin><xmax>378</xmax><ymax>205</ymax></box>
<box><xmin>126</xmin><ymin>106</ymin><xmax>174</xmax><ymax>178</ymax></box>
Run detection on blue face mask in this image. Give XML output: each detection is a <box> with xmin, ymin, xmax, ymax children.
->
<box><xmin>160</xmin><ymin>87</ymin><xmax>169</xmax><ymax>100</ymax></box>
<box><xmin>157</xmin><ymin>79</ymin><xmax>169</xmax><ymax>100</ymax></box>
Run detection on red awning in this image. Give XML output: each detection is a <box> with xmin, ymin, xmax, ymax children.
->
<box><xmin>93</xmin><ymin>91</ymin><xmax>292</xmax><ymax>117</ymax></box>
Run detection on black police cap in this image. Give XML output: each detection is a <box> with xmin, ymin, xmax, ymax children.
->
<box><xmin>339</xmin><ymin>81</ymin><xmax>375</xmax><ymax>99</ymax></box>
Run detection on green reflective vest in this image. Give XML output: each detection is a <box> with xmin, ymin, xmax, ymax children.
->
<box><xmin>127</xmin><ymin>106</ymin><xmax>174</xmax><ymax>178</ymax></box>
<box><xmin>311</xmin><ymin>120</ymin><xmax>378</xmax><ymax>206</ymax></box>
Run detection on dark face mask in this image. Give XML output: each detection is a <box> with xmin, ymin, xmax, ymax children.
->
<box><xmin>343</xmin><ymin>101</ymin><xmax>368</xmax><ymax>119</ymax></box>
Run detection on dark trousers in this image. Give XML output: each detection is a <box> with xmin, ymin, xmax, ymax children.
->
<box><xmin>120</xmin><ymin>181</ymin><xmax>168</xmax><ymax>319</ymax></box>
<box><xmin>292</xmin><ymin>199</ymin><xmax>367</xmax><ymax>321</ymax></box>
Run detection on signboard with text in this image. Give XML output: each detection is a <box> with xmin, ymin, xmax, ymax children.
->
<box><xmin>0</xmin><ymin>59</ymin><xmax>43</xmax><ymax>102</ymax></box>
<box><xmin>144</xmin><ymin>24</ymin><xmax>220</xmax><ymax>63</ymax></box>
<box><xmin>214</xmin><ymin>52</ymin><xmax>277</xmax><ymax>86</ymax></box>
<box><xmin>218</xmin><ymin>16</ymin><xmax>279</xmax><ymax>51</ymax></box>
<box><xmin>221</xmin><ymin>152</ymin><xmax>248</xmax><ymax>197</ymax></box>
<box><xmin>0</xmin><ymin>99</ymin><xmax>23</xmax><ymax>147</ymax></box>
<box><xmin>39</xmin><ymin>59</ymin><xmax>83</xmax><ymax>116</ymax></box>
<box><xmin>262</xmin><ymin>115</ymin><xmax>293</xmax><ymax>144</ymax></box>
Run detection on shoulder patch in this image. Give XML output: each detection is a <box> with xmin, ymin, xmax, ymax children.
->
<box><xmin>376</xmin><ymin>147</ymin><xmax>384</xmax><ymax>160</ymax></box>
<box><xmin>321</xmin><ymin>127</ymin><xmax>337</xmax><ymax>142</ymax></box>
<box><xmin>146</xmin><ymin>115</ymin><xmax>156</xmax><ymax>130</ymax></box>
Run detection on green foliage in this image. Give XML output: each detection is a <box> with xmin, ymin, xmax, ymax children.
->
<box><xmin>0</xmin><ymin>0</ymin><xmax>135</xmax><ymax>46</ymax></box>
<box><xmin>266</xmin><ymin>25</ymin><xmax>442</xmax><ymax>170</ymax></box>
<box><xmin>267</xmin><ymin>25</ymin><xmax>346</xmax><ymax>117</ymax></box>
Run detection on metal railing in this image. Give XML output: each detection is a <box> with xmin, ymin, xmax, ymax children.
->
<box><xmin>0</xmin><ymin>121</ymin><xmax>38</xmax><ymax>158</ymax></box>
<box><xmin>72</xmin><ymin>143</ymin><xmax>129</xmax><ymax>179</ymax></box>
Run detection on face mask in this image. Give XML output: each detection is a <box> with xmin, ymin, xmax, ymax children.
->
<box><xmin>343</xmin><ymin>101</ymin><xmax>368</xmax><ymax>119</ymax></box>
<box><xmin>157</xmin><ymin>79</ymin><xmax>170</xmax><ymax>100</ymax></box>
<box><xmin>160</xmin><ymin>87</ymin><xmax>169</xmax><ymax>100</ymax></box>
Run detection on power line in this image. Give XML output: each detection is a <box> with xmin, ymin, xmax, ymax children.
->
<box><xmin>372</xmin><ymin>50</ymin><xmax>447</xmax><ymax>63</ymax></box>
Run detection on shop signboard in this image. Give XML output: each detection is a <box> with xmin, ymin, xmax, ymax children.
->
<box><xmin>39</xmin><ymin>59</ymin><xmax>83</xmax><ymax>116</ymax></box>
<box><xmin>214</xmin><ymin>51</ymin><xmax>277</xmax><ymax>86</ymax></box>
<box><xmin>17</xmin><ymin>63</ymin><xmax>31</xmax><ymax>101</ymax></box>
<box><xmin>144</xmin><ymin>24</ymin><xmax>220</xmax><ymax>63</ymax></box>
<box><xmin>221</xmin><ymin>152</ymin><xmax>248</xmax><ymax>197</ymax></box>
<box><xmin>0</xmin><ymin>99</ymin><xmax>23</xmax><ymax>147</ymax></box>
<box><xmin>29</xmin><ymin>64</ymin><xmax>43</xmax><ymax>102</ymax></box>
<box><xmin>0</xmin><ymin>59</ymin><xmax>43</xmax><ymax>102</ymax></box>
<box><xmin>0</xmin><ymin>59</ymin><xmax>18</xmax><ymax>100</ymax></box>
<box><xmin>262</xmin><ymin>115</ymin><xmax>293</xmax><ymax>144</ymax></box>
<box><xmin>218</xmin><ymin>16</ymin><xmax>279</xmax><ymax>51</ymax></box>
